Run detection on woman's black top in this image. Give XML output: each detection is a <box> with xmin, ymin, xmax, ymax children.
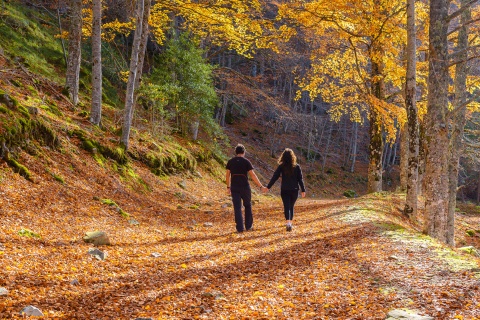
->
<box><xmin>266</xmin><ymin>164</ymin><xmax>306</xmax><ymax>192</ymax></box>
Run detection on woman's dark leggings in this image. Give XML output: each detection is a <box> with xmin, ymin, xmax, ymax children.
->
<box><xmin>281</xmin><ymin>189</ymin><xmax>299</xmax><ymax>220</ymax></box>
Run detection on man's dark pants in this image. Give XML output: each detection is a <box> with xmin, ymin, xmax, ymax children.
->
<box><xmin>231</xmin><ymin>188</ymin><xmax>252</xmax><ymax>232</ymax></box>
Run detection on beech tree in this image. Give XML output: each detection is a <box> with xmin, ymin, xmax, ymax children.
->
<box><xmin>65</xmin><ymin>0</ymin><xmax>83</xmax><ymax>106</ymax></box>
<box><xmin>403</xmin><ymin>0</ymin><xmax>419</xmax><ymax>218</ymax></box>
<box><xmin>279</xmin><ymin>0</ymin><xmax>407</xmax><ymax>193</ymax></box>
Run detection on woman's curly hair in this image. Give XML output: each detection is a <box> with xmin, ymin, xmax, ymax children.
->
<box><xmin>278</xmin><ymin>148</ymin><xmax>297</xmax><ymax>176</ymax></box>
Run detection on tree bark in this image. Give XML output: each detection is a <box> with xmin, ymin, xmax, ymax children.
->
<box><xmin>423</xmin><ymin>0</ymin><xmax>450</xmax><ymax>243</ymax></box>
<box><xmin>134</xmin><ymin>0</ymin><xmax>152</xmax><ymax>92</ymax></box>
<box><xmin>65</xmin><ymin>0</ymin><xmax>82</xmax><ymax>106</ymax></box>
<box><xmin>350</xmin><ymin>121</ymin><xmax>358</xmax><ymax>173</ymax></box>
<box><xmin>399</xmin><ymin>123</ymin><xmax>408</xmax><ymax>191</ymax></box>
<box><xmin>121</xmin><ymin>0</ymin><xmax>146</xmax><ymax>149</ymax></box>
<box><xmin>90</xmin><ymin>0</ymin><xmax>102</xmax><ymax>125</ymax></box>
<box><xmin>404</xmin><ymin>0</ymin><xmax>419</xmax><ymax>218</ymax></box>
<box><xmin>446</xmin><ymin>0</ymin><xmax>470</xmax><ymax>246</ymax></box>
<box><xmin>367</xmin><ymin>57</ymin><xmax>384</xmax><ymax>193</ymax></box>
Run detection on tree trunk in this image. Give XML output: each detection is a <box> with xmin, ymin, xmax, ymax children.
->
<box><xmin>404</xmin><ymin>0</ymin><xmax>419</xmax><ymax>218</ymax></box>
<box><xmin>65</xmin><ymin>0</ymin><xmax>82</xmax><ymax>106</ymax></box>
<box><xmin>350</xmin><ymin>121</ymin><xmax>358</xmax><ymax>173</ymax></box>
<box><xmin>399</xmin><ymin>123</ymin><xmax>408</xmax><ymax>191</ymax></box>
<box><xmin>446</xmin><ymin>0</ymin><xmax>470</xmax><ymax>246</ymax></box>
<box><xmin>134</xmin><ymin>0</ymin><xmax>152</xmax><ymax>92</ymax></box>
<box><xmin>423</xmin><ymin>0</ymin><xmax>450</xmax><ymax>243</ymax></box>
<box><xmin>56</xmin><ymin>6</ymin><xmax>68</xmax><ymax>67</ymax></box>
<box><xmin>121</xmin><ymin>0</ymin><xmax>145</xmax><ymax>149</ymax></box>
<box><xmin>90</xmin><ymin>0</ymin><xmax>102</xmax><ymax>125</ymax></box>
<box><xmin>367</xmin><ymin>57</ymin><xmax>384</xmax><ymax>193</ymax></box>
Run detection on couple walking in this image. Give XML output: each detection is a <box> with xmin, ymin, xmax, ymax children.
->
<box><xmin>225</xmin><ymin>144</ymin><xmax>306</xmax><ymax>233</ymax></box>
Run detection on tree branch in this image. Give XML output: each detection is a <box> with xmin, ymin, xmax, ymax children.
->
<box><xmin>446</xmin><ymin>0</ymin><xmax>479</xmax><ymax>23</ymax></box>
<box><xmin>448</xmin><ymin>44</ymin><xmax>480</xmax><ymax>61</ymax></box>
<box><xmin>448</xmin><ymin>16</ymin><xmax>480</xmax><ymax>36</ymax></box>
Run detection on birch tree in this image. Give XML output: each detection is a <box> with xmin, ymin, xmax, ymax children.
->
<box><xmin>65</xmin><ymin>0</ymin><xmax>83</xmax><ymax>106</ymax></box>
<box><xmin>121</xmin><ymin>0</ymin><xmax>151</xmax><ymax>149</ymax></box>
<box><xmin>90</xmin><ymin>0</ymin><xmax>102</xmax><ymax>125</ymax></box>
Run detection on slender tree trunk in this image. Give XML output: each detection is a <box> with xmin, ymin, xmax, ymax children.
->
<box><xmin>350</xmin><ymin>121</ymin><xmax>358</xmax><ymax>173</ymax></box>
<box><xmin>90</xmin><ymin>0</ymin><xmax>102</xmax><ymax>125</ymax></box>
<box><xmin>57</xmin><ymin>6</ymin><xmax>68</xmax><ymax>67</ymax></box>
<box><xmin>134</xmin><ymin>0</ymin><xmax>152</xmax><ymax>92</ymax></box>
<box><xmin>65</xmin><ymin>0</ymin><xmax>82</xmax><ymax>106</ymax></box>
<box><xmin>404</xmin><ymin>0</ymin><xmax>419</xmax><ymax>218</ymax></box>
<box><xmin>446</xmin><ymin>0</ymin><xmax>470</xmax><ymax>246</ymax></box>
<box><xmin>399</xmin><ymin>123</ymin><xmax>408</xmax><ymax>191</ymax></box>
<box><xmin>418</xmin><ymin>121</ymin><xmax>426</xmax><ymax>196</ymax></box>
<box><xmin>121</xmin><ymin>0</ymin><xmax>145</xmax><ymax>149</ymax></box>
<box><xmin>367</xmin><ymin>57</ymin><xmax>385</xmax><ymax>193</ymax></box>
<box><xmin>321</xmin><ymin>121</ymin><xmax>333</xmax><ymax>173</ymax></box>
<box><xmin>423</xmin><ymin>0</ymin><xmax>450</xmax><ymax>243</ymax></box>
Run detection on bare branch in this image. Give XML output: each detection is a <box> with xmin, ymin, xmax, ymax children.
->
<box><xmin>446</xmin><ymin>0</ymin><xmax>479</xmax><ymax>23</ymax></box>
<box><xmin>448</xmin><ymin>44</ymin><xmax>480</xmax><ymax>61</ymax></box>
<box><xmin>448</xmin><ymin>17</ymin><xmax>480</xmax><ymax>36</ymax></box>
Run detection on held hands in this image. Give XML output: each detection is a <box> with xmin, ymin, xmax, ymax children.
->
<box><xmin>301</xmin><ymin>192</ymin><xmax>306</xmax><ymax>198</ymax></box>
<box><xmin>261</xmin><ymin>186</ymin><xmax>269</xmax><ymax>193</ymax></box>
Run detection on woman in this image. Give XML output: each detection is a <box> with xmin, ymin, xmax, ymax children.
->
<box><xmin>266</xmin><ymin>148</ymin><xmax>306</xmax><ymax>231</ymax></box>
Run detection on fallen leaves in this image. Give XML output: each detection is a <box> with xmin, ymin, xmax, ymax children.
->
<box><xmin>1</xmin><ymin>159</ymin><xmax>480</xmax><ymax>319</ymax></box>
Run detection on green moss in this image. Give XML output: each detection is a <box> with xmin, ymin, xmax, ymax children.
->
<box><xmin>466</xmin><ymin>230</ymin><xmax>475</xmax><ymax>237</ymax></box>
<box><xmin>78</xmin><ymin>110</ymin><xmax>88</xmax><ymax>118</ymax></box>
<box><xmin>81</xmin><ymin>139</ymin><xmax>96</xmax><ymax>152</ymax></box>
<box><xmin>26</xmin><ymin>85</ymin><xmax>37</xmax><ymax>95</ymax></box>
<box><xmin>101</xmin><ymin>198</ymin><xmax>117</xmax><ymax>206</ymax></box>
<box><xmin>18</xmin><ymin>228</ymin><xmax>40</xmax><ymax>238</ymax></box>
<box><xmin>100</xmin><ymin>198</ymin><xmax>130</xmax><ymax>218</ymax></box>
<box><xmin>6</xmin><ymin>158</ymin><xmax>31</xmax><ymax>180</ymax></box>
<box><xmin>118</xmin><ymin>208</ymin><xmax>130</xmax><ymax>218</ymax></box>
<box><xmin>0</xmin><ymin>105</ymin><xmax>12</xmax><ymax>114</ymax></box>
<box><xmin>343</xmin><ymin>189</ymin><xmax>357</xmax><ymax>198</ymax></box>
<box><xmin>11</xmin><ymin>79</ymin><xmax>22</xmax><ymax>87</ymax></box>
<box><xmin>17</xmin><ymin>105</ymin><xmax>29</xmax><ymax>118</ymax></box>
<box><xmin>52</xmin><ymin>173</ymin><xmax>65</xmax><ymax>184</ymax></box>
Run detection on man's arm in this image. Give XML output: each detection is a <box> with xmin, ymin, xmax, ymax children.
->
<box><xmin>248</xmin><ymin>170</ymin><xmax>264</xmax><ymax>189</ymax></box>
<box><xmin>226</xmin><ymin>169</ymin><xmax>231</xmax><ymax>194</ymax></box>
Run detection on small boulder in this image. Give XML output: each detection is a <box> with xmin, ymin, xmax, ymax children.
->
<box><xmin>19</xmin><ymin>306</ymin><xmax>44</xmax><ymax>317</ymax></box>
<box><xmin>151</xmin><ymin>252</ymin><xmax>161</xmax><ymax>258</ymax></box>
<box><xmin>178</xmin><ymin>180</ymin><xmax>187</xmax><ymax>189</ymax></box>
<box><xmin>204</xmin><ymin>222</ymin><xmax>213</xmax><ymax>227</ymax></box>
<box><xmin>128</xmin><ymin>219</ymin><xmax>140</xmax><ymax>226</ymax></box>
<box><xmin>83</xmin><ymin>231</ymin><xmax>110</xmax><ymax>246</ymax></box>
<box><xmin>0</xmin><ymin>287</ymin><xmax>8</xmax><ymax>296</ymax></box>
<box><xmin>88</xmin><ymin>248</ymin><xmax>107</xmax><ymax>261</ymax></box>
<box><xmin>70</xmin><ymin>279</ymin><xmax>80</xmax><ymax>286</ymax></box>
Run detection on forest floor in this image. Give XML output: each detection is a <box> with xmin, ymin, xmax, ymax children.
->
<box><xmin>1</xmin><ymin>152</ymin><xmax>480</xmax><ymax>319</ymax></box>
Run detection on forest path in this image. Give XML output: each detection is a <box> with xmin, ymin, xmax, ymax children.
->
<box><xmin>1</xmin><ymin>188</ymin><xmax>480</xmax><ymax>319</ymax></box>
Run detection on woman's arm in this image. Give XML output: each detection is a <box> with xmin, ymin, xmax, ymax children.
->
<box><xmin>297</xmin><ymin>165</ymin><xmax>306</xmax><ymax>193</ymax></box>
<box><xmin>266</xmin><ymin>166</ymin><xmax>282</xmax><ymax>189</ymax></box>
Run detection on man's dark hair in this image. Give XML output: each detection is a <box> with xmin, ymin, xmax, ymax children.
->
<box><xmin>235</xmin><ymin>144</ymin><xmax>246</xmax><ymax>155</ymax></box>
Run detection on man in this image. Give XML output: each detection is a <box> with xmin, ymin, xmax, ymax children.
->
<box><xmin>226</xmin><ymin>144</ymin><xmax>267</xmax><ymax>233</ymax></box>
